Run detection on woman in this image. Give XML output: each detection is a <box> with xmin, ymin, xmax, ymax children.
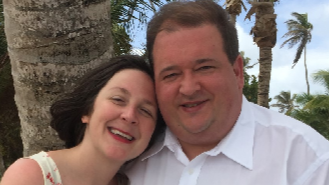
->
<box><xmin>0</xmin><ymin>55</ymin><xmax>164</xmax><ymax>185</ymax></box>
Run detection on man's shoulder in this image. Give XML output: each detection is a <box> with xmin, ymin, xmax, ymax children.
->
<box><xmin>247</xmin><ymin>101</ymin><xmax>329</xmax><ymax>156</ymax></box>
<box><xmin>248</xmin><ymin>100</ymin><xmax>318</xmax><ymax>133</ymax></box>
<box><xmin>247</xmin><ymin>101</ymin><xmax>299</xmax><ymax>126</ymax></box>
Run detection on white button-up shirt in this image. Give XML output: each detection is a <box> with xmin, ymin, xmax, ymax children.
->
<box><xmin>125</xmin><ymin>96</ymin><xmax>329</xmax><ymax>185</ymax></box>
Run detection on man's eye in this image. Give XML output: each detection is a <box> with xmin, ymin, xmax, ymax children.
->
<box><xmin>198</xmin><ymin>66</ymin><xmax>214</xmax><ymax>71</ymax></box>
<box><xmin>163</xmin><ymin>73</ymin><xmax>178</xmax><ymax>80</ymax></box>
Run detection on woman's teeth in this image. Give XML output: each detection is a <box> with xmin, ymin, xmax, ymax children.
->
<box><xmin>109</xmin><ymin>128</ymin><xmax>134</xmax><ymax>141</ymax></box>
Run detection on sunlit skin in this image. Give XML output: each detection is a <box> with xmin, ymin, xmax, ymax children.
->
<box><xmin>153</xmin><ymin>23</ymin><xmax>244</xmax><ymax>160</ymax></box>
<box><xmin>0</xmin><ymin>69</ymin><xmax>158</xmax><ymax>185</ymax></box>
<box><xmin>82</xmin><ymin>69</ymin><xmax>157</xmax><ymax>162</ymax></box>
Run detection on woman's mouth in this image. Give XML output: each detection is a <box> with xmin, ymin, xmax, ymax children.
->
<box><xmin>108</xmin><ymin>127</ymin><xmax>135</xmax><ymax>141</ymax></box>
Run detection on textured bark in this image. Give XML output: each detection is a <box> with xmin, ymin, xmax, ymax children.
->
<box><xmin>257</xmin><ymin>47</ymin><xmax>272</xmax><ymax>108</ymax></box>
<box><xmin>225</xmin><ymin>0</ymin><xmax>247</xmax><ymax>26</ymax></box>
<box><xmin>250</xmin><ymin>2</ymin><xmax>276</xmax><ymax>48</ymax></box>
<box><xmin>3</xmin><ymin>0</ymin><xmax>112</xmax><ymax>156</ymax></box>
<box><xmin>248</xmin><ymin>1</ymin><xmax>276</xmax><ymax>108</ymax></box>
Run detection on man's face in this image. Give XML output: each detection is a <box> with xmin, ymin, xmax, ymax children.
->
<box><xmin>153</xmin><ymin>24</ymin><xmax>244</xmax><ymax>154</ymax></box>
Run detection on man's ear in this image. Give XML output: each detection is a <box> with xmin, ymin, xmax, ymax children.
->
<box><xmin>233</xmin><ymin>55</ymin><xmax>244</xmax><ymax>90</ymax></box>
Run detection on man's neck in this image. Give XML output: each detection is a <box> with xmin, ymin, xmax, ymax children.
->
<box><xmin>180</xmin><ymin>141</ymin><xmax>218</xmax><ymax>161</ymax></box>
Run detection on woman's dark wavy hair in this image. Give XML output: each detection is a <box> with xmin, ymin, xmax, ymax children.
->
<box><xmin>50</xmin><ymin>55</ymin><xmax>165</xmax><ymax>149</ymax></box>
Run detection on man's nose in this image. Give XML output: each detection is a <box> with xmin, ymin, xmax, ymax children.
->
<box><xmin>179</xmin><ymin>73</ymin><xmax>201</xmax><ymax>96</ymax></box>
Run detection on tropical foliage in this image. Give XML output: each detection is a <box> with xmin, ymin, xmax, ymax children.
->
<box><xmin>111</xmin><ymin>23</ymin><xmax>133</xmax><ymax>56</ymax></box>
<box><xmin>281</xmin><ymin>12</ymin><xmax>313</xmax><ymax>95</ymax></box>
<box><xmin>111</xmin><ymin>0</ymin><xmax>166</xmax><ymax>56</ymax></box>
<box><xmin>0</xmin><ymin>66</ymin><xmax>22</xmax><ymax>168</ymax></box>
<box><xmin>241</xmin><ymin>51</ymin><xmax>258</xmax><ymax>103</ymax></box>
<box><xmin>279</xmin><ymin>70</ymin><xmax>329</xmax><ymax>140</ymax></box>
<box><xmin>0</xmin><ymin>0</ymin><xmax>23</xmax><ymax>171</ymax></box>
<box><xmin>271</xmin><ymin>91</ymin><xmax>297</xmax><ymax>115</ymax></box>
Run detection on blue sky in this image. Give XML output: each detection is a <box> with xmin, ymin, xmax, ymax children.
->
<box><xmin>130</xmin><ymin>0</ymin><xmax>329</xmax><ymax>108</ymax></box>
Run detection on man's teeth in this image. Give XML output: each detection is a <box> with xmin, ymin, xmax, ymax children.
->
<box><xmin>184</xmin><ymin>103</ymin><xmax>198</xmax><ymax>108</ymax></box>
<box><xmin>110</xmin><ymin>128</ymin><xmax>133</xmax><ymax>141</ymax></box>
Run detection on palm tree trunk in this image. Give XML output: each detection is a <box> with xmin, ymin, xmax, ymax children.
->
<box><xmin>248</xmin><ymin>1</ymin><xmax>276</xmax><ymax>108</ymax></box>
<box><xmin>304</xmin><ymin>45</ymin><xmax>310</xmax><ymax>95</ymax></box>
<box><xmin>257</xmin><ymin>47</ymin><xmax>272</xmax><ymax>108</ymax></box>
<box><xmin>3</xmin><ymin>0</ymin><xmax>112</xmax><ymax>156</ymax></box>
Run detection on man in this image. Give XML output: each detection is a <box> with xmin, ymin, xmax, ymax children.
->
<box><xmin>125</xmin><ymin>1</ymin><xmax>329</xmax><ymax>184</ymax></box>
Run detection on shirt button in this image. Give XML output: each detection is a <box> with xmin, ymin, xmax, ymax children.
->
<box><xmin>188</xmin><ymin>169</ymin><xmax>194</xmax><ymax>175</ymax></box>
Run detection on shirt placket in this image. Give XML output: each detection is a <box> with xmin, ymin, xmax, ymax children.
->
<box><xmin>178</xmin><ymin>154</ymin><xmax>207</xmax><ymax>185</ymax></box>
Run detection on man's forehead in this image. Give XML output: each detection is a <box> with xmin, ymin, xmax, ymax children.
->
<box><xmin>158</xmin><ymin>21</ymin><xmax>210</xmax><ymax>34</ymax></box>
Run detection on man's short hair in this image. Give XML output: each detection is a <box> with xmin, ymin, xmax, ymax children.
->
<box><xmin>147</xmin><ymin>0</ymin><xmax>239</xmax><ymax>68</ymax></box>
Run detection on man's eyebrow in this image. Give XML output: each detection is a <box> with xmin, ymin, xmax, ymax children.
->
<box><xmin>195</xmin><ymin>58</ymin><xmax>216</xmax><ymax>64</ymax></box>
<box><xmin>158</xmin><ymin>58</ymin><xmax>217</xmax><ymax>76</ymax></box>
<box><xmin>159</xmin><ymin>65</ymin><xmax>178</xmax><ymax>76</ymax></box>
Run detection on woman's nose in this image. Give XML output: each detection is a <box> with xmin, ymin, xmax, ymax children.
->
<box><xmin>121</xmin><ymin>107</ymin><xmax>138</xmax><ymax>124</ymax></box>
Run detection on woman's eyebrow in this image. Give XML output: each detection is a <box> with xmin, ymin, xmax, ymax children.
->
<box><xmin>111</xmin><ymin>87</ymin><xmax>156</xmax><ymax>107</ymax></box>
<box><xmin>109</xmin><ymin>87</ymin><xmax>130</xmax><ymax>96</ymax></box>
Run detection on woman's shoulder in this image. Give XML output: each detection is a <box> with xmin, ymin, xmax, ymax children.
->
<box><xmin>0</xmin><ymin>157</ymin><xmax>43</xmax><ymax>185</ymax></box>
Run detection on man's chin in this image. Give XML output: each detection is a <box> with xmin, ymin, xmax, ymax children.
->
<box><xmin>181</xmin><ymin>122</ymin><xmax>211</xmax><ymax>134</ymax></box>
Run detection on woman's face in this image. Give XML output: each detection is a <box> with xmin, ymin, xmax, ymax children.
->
<box><xmin>82</xmin><ymin>69</ymin><xmax>157</xmax><ymax>161</ymax></box>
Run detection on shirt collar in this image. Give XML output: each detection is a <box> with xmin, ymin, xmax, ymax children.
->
<box><xmin>205</xmin><ymin>96</ymin><xmax>255</xmax><ymax>170</ymax></box>
<box><xmin>140</xmin><ymin>96</ymin><xmax>255</xmax><ymax>170</ymax></box>
<box><xmin>140</xmin><ymin>128</ymin><xmax>176</xmax><ymax>161</ymax></box>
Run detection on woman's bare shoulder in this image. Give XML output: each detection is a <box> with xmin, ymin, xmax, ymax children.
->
<box><xmin>0</xmin><ymin>158</ymin><xmax>43</xmax><ymax>185</ymax></box>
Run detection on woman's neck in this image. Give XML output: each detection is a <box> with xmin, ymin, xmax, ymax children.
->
<box><xmin>49</xmin><ymin>144</ymin><xmax>125</xmax><ymax>185</ymax></box>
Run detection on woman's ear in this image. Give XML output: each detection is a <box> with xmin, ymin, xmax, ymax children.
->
<box><xmin>81</xmin><ymin>115</ymin><xmax>90</xmax><ymax>124</ymax></box>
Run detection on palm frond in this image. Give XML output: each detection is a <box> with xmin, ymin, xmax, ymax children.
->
<box><xmin>281</xmin><ymin>12</ymin><xmax>313</xmax><ymax>68</ymax></box>
<box><xmin>313</xmin><ymin>70</ymin><xmax>329</xmax><ymax>93</ymax></box>
<box><xmin>271</xmin><ymin>91</ymin><xmax>297</xmax><ymax>114</ymax></box>
<box><xmin>292</xmin><ymin>37</ymin><xmax>307</xmax><ymax>67</ymax></box>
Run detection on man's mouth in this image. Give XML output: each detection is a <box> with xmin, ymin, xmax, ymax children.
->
<box><xmin>182</xmin><ymin>100</ymin><xmax>206</xmax><ymax>108</ymax></box>
<box><xmin>108</xmin><ymin>127</ymin><xmax>134</xmax><ymax>141</ymax></box>
<box><xmin>183</xmin><ymin>103</ymin><xmax>199</xmax><ymax>108</ymax></box>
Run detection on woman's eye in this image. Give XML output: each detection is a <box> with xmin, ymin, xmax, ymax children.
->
<box><xmin>111</xmin><ymin>97</ymin><xmax>125</xmax><ymax>105</ymax></box>
<box><xmin>140</xmin><ymin>108</ymin><xmax>153</xmax><ymax>118</ymax></box>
